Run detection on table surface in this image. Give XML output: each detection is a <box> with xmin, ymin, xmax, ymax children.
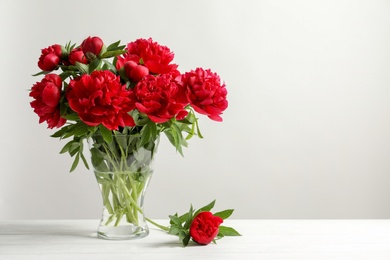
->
<box><xmin>1</xmin><ymin>219</ymin><xmax>390</xmax><ymax>260</ymax></box>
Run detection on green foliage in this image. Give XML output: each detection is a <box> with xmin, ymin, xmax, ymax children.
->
<box><xmin>161</xmin><ymin>110</ymin><xmax>204</xmax><ymax>156</ymax></box>
<box><xmin>218</xmin><ymin>226</ymin><xmax>241</xmax><ymax>237</ymax></box>
<box><xmin>99</xmin><ymin>125</ymin><xmax>113</xmax><ymax>144</ymax></box>
<box><xmin>100</xmin><ymin>40</ymin><xmax>126</xmax><ymax>58</ymax></box>
<box><xmin>51</xmin><ymin>118</ymin><xmax>97</xmax><ymax>172</ymax></box>
<box><xmin>214</xmin><ymin>209</ymin><xmax>234</xmax><ymax>220</ymax></box>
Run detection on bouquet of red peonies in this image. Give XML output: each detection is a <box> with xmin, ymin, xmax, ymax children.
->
<box><xmin>29</xmin><ymin>36</ymin><xmax>239</xmax><ymax>245</ymax></box>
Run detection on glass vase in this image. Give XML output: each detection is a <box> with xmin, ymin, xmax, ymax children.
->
<box><xmin>88</xmin><ymin>133</ymin><xmax>159</xmax><ymax>240</ymax></box>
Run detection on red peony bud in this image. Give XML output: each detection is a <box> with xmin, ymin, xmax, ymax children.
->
<box><xmin>81</xmin><ymin>36</ymin><xmax>104</xmax><ymax>60</ymax></box>
<box><xmin>124</xmin><ymin>61</ymin><xmax>138</xmax><ymax>77</ymax></box>
<box><xmin>38</xmin><ymin>44</ymin><xmax>62</xmax><ymax>71</ymax></box>
<box><xmin>68</xmin><ymin>47</ymin><xmax>88</xmax><ymax>65</ymax></box>
<box><xmin>130</xmin><ymin>65</ymin><xmax>149</xmax><ymax>82</ymax></box>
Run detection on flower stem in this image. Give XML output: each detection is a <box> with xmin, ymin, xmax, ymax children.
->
<box><xmin>146</xmin><ymin>218</ymin><xmax>170</xmax><ymax>232</ymax></box>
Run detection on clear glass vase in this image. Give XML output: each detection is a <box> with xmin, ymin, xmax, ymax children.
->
<box><xmin>88</xmin><ymin>133</ymin><xmax>159</xmax><ymax>240</ymax></box>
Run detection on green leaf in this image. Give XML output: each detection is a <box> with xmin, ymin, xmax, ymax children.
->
<box><xmin>106</xmin><ymin>40</ymin><xmax>121</xmax><ymax>51</ymax></box>
<box><xmin>32</xmin><ymin>70</ymin><xmax>49</xmax><ymax>77</ymax></box>
<box><xmin>195</xmin><ymin>117</ymin><xmax>204</xmax><ymax>138</ymax></box>
<box><xmin>59</xmin><ymin>140</ymin><xmax>74</xmax><ymax>154</ymax></box>
<box><xmin>140</xmin><ymin>121</ymin><xmax>157</xmax><ymax>148</ymax></box>
<box><xmin>168</xmin><ymin>226</ymin><xmax>181</xmax><ymax>236</ymax></box>
<box><xmin>79</xmin><ymin>143</ymin><xmax>89</xmax><ymax>170</ymax></box>
<box><xmin>215</xmin><ymin>234</ymin><xmax>224</xmax><ymax>240</ymax></box>
<box><xmin>102</xmin><ymin>59</ymin><xmax>117</xmax><ymax>72</ymax></box>
<box><xmin>164</xmin><ymin>130</ymin><xmax>175</xmax><ymax>146</ymax></box>
<box><xmin>70</xmin><ymin>153</ymin><xmax>80</xmax><ymax>172</ymax></box>
<box><xmin>150</xmin><ymin>121</ymin><xmax>157</xmax><ymax>140</ymax></box>
<box><xmin>133</xmin><ymin>147</ymin><xmax>145</xmax><ymax>162</ymax></box>
<box><xmin>71</xmin><ymin>122</ymin><xmax>89</xmax><ymax>137</ymax></box>
<box><xmin>183</xmin><ymin>204</ymin><xmax>194</xmax><ymax>229</ymax></box>
<box><xmin>68</xmin><ymin>144</ymin><xmax>80</xmax><ymax>157</ymax></box>
<box><xmin>75</xmin><ymin>62</ymin><xmax>89</xmax><ymax>74</ymax></box>
<box><xmin>178</xmin><ymin>212</ymin><xmax>189</xmax><ymax>223</ymax></box>
<box><xmin>185</xmin><ymin>121</ymin><xmax>196</xmax><ymax>140</ymax></box>
<box><xmin>88</xmin><ymin>58</ymin><xmax>101</xmax><ymax>73</ymax></box>
<box><xmin>171</xmin><ymin>122</ymin><xmax>183</xmax><ymax>142</ymax></box>
<box><xmin>68</xmin><ymin>142</ymin><xmax>81</xmax><ymax>154</ymax></box>
<box><xmin>178</xmin><ymin>112</ymin><xmax>195</xmax><ymax>125</ymax></box>
<box><xmin>218</xmin><ymin>226</ymin><xmax>241</xmax><ymax>236</ymax></box>
<box><xmin>100</xmin><ymin>50</ymin><xmax>127</xmax><ymax>59</ymax></box>
<box><xmin>177</xmin><ymin>230</ymin><xmax>186</xmax><ymax>240</ymax></box>
<box><xmin>99</xmin><ymin>125</ymin><xmax>113</xmax><ymax>144</ymax></box>
<box><xmin>90</xmin><ymin>147</ymin><xmax>108</xmax><ymax>171</ymax></box>
<box><xmin>170</xmin><ymin>122</ymin><xmax>185</xmax><ymax>155</ymax></box>
<box><xmin>61</xmin><ymin>113</ymin><xmax>79</xmax><ymax>121</ymax></box>
<box><xmin>114</xmin><ymin>132</ymin><xmax>128</xmax><ymax>151</ymax></box>
<box><xmin>51</xmin><ymin>126</ymin><xmax>70</xmax><ymax>138</ymax></box>
<box><xmin>169</xmin><ymin>214</ymin><xmax>182</xmax><ymax>226</ymax></box>
<box><xmin>194</xmin><ymin>200</ymin><xmax>216</xmax><ymax>216</ymax></box>
<box><xmin>59</xmin><ymin>71</ymin><xmax>78</xmax><ymax>80</ymax></box>
<box><xmin>181</xmin><ymin>233</ymin><xmax>191</xmax><ymax>247</ymax></box>
<box><xmin>214</xmin><ymin>209</ymin><xmax>234</xmax><ymax>220</ymax></box>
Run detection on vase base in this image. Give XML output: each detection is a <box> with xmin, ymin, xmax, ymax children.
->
<box><xmin>97</xmin><ymin>226</ymin><xmax>149</xmax><ymax>240</ymax></box>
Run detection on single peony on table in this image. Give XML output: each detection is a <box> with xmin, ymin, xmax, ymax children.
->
<box><xmin>29</xmin><ymin>36</ymin><xmax>240</xmax><ymax>245</ymax></box>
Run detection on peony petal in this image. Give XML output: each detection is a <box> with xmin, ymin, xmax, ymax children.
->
<box><xmin>42</xmin><ymin>84</ymin><xmax>60</xmax><ymax>108</ymax></box>
<box><xmin>148</xmin><ymin>114</ymin><xmax>170</xmax><ymax>123</ymax></box>
<box><xmin>91</xmin><ymin>106</ymin><xmax>107</xmax><ymax>116</ymax></box>
<box><xmin>208</xmin><ymin>114</ymin><xmax>223</xmax><ymax>122</ymax></box>
<box><xmin>121</xmin><ymin>113</ymin><xmax>136</xmax><ymax>127</ymax></box>
<box><xmin>78</xmin><ymin>113</ymin><xmax>101</xmax><ymax>127</ymax></box>
<box><xmin>176</xmin><ymin>110</ymin><xmax>188</xmax><ymax>120</ymax></box>
<box><xmin>191</xmin><ymin>104</ymin><xmax>208</xmax><ymax>116</ymax></box>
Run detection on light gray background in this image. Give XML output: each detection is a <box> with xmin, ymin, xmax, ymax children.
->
<box><xmin>1</xmin><ymin>0</ymin><xmax>390</xmax><ymax>220</ymax></box>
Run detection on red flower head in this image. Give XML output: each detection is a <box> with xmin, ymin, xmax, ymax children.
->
<box><xmin>81</xmin><ymin>36</ymin><xmax>104</xmax><ymax>60</ymax></box>
<box><xmin>37</xmin><ymin>44</ymin><xmax>62</xmax><ymax>71</ymax></box>
<box><xmin>133</xmin><ymin>72</ymin><xmax>188</xmax><ymax>123</ymax></box>
<box><xmin>66</xmin><ymin>70</ymin><xmax>135</xmax><ymax>130</ymax></box>
<box><xmin>189</xmin><ymin>212</ymin><xmax>223</xmax><ymax>245</ymax></box>
<box><xmin>68</xmin><ymin>47</ymin><xmax>88</xmax><ymax>65</ymax></box>
<box><xmin>29</xmin><ymin>74</ymin><xmax>66</xmax><ymax>129</ymax></box>
<box><xmin>116</xmin><ymin>38</ymin><xmax>178</xmax><ymax>81</ymax></box>
<box><xmin>182</xmin><ymin>68</ymin><xmax>228</xmax><ymax>122</ymax></box>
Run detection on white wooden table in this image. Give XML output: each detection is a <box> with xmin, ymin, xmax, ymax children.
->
<box><xmin>1</xmin><ymin>219</ymin><xmax>390</xmax><ymax>259</ymax></box>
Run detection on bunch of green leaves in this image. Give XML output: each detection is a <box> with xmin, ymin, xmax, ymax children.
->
<box><xmin>149</xmin><ymin>200</ymin><xmax>241</xmax><ymax>246</ymax></box>
<box><xmin>50</xmin><ymin>121</ymin><xmax>97</xmax><ymax>172</ymax></box>
<box><xmin>51</xmin><ymin>109</ymin><xmax>203</xmax><ymax>173</ymax></box>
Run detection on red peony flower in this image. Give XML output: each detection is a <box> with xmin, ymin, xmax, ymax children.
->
<box><xmin>116</xmin><ymin>38</ymin><xmax>178</xmax><ymax>78</ymax></box>
<box><xmin>66</xmin><ymin>70</ymin><xmax>135</xmax><ymax>130</ymax></box>
<box><xmin>133</xmin><ymin>73</ymin><xmax>188</xmax><ymax>123</ymax></box>
<box><xmin>81</xmin><ymin>36</ymin><xmax>104</xmax><ymax>60</ymax></box>
<box><xmin>181</xmin><ymin>68</ymin><xmax>228</xmax><ymax>122</ymax></box>
<box><xmin>68</xmin><ymin>47</ymin><xmax>88</xmax><ymax>65</ymax></box>
<box><xmin>38</xmin><ymin>44</ymin><xmax>62</xmax><ymax>71</ymax></box>
<box><xmin>189</xmin><ymin>211</ymin><xmax>223</xmax><ymax>245</ymax></box>
<box><xmin>29</xmin><ymin>74</ymin><xmax>66</xmax><ymax>129</ymax></box>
